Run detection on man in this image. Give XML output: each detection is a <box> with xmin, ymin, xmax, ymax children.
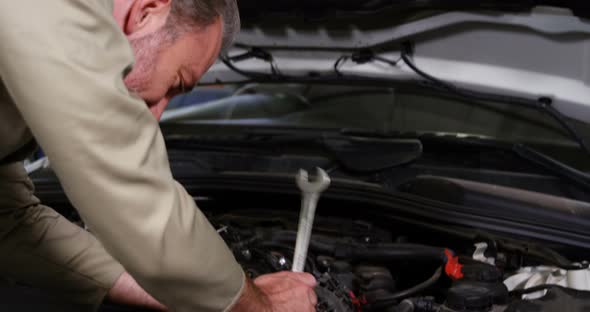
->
<box><xmin>0</xmin><ymin>0</ymin><xmax>317</xmax><ymax>311</ymax></box>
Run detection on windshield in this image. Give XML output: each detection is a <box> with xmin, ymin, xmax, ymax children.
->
<box><xmin>163</xmin><ymin>83</ymin><xmax>590</xmax><ymax>147</ymax></box>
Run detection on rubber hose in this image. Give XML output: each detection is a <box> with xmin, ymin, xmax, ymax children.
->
<box><xmin>370</xmin><ymin>267</ymin><xmax>442</xmax><ymax>310</ymax></box>
<box><xmin>268</xmin><ymin>231</ymin><xmax>447</xmax><ymax>261</ymax></box>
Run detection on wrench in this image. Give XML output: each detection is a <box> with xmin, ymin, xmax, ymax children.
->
<box><xmin>292</xmin><ymin>168</ymin><xmax>331</xmax><ymax>272</ymax></box>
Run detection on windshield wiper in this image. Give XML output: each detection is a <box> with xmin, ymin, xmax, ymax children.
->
<box><xmin>167</xmin><ymin>123</ymin><xmax>590</xmax><ymax>190</ymax></box>
<box><xmin>512</xmin><ymin>143</ymin><xmax>590</xmax><ymax>190</ymax></box>
<box><xmin>343</xmin><ymin>127</ymin><xmax>590</xmax><ymax>191</ymax></box>
<box><xmin>416</xmin><ymin>132</ymin><xmax>590</xmax><ymax>191</ymax></box>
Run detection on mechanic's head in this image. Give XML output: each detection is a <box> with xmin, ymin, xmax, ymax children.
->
<box><xmin>113</xmin><ymin>0</ymin><xmax>240</xmax><ymax>119</ymax></box>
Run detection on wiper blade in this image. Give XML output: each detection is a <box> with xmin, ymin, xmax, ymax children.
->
<box><xmin>340</xmin><ymin>127</ymin><xmax>590</xmax><ymax>190</ymax></box>
<box><xmin>169</xmin><ymin>124</ymin><xmax>590</xmax><ymax>190</ymax></box>
<box><xmin>513</xmin><ymin>144</ymin><xmax>590</xmax><ymax>190</ymax></box>
<box><xmin>419</xmin><ymin>133</ymin><xmax>590</xmax><ymax>191</ymax></box>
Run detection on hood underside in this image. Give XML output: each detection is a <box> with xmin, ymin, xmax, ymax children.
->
<box><xmin>203</xmin><ymin>4</ymin><xmax>590</xmax><ymax>124</ymax></box>
<box><xmin>237</xmin><ymin>0</ymin><xmax>590</xmax><ymax>21</ymax></box>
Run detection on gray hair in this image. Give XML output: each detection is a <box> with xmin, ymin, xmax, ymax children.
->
<box><xmin>165</xmin><ymin>0</ymin><xmax>240</xmax><ymax>54</ymax></box>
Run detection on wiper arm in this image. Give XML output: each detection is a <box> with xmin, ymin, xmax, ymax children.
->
<box><xmin>341</xmin><ymin>127</ymin><xmax>590</xmax><ymax>190</ymax></box>
<box><xmin>414</xmin><ymin>133</ymin><xmax>590</xmax><ymax>191</ymax></box>
<box><xmin>512</xmin><ymin>144</ymin><xmax>590</xmax><ymax>190</ymax></box>
<box><xmin>246</xmin><ymin>128</ymin><xmax>590</xmax><ymax>190</ymax></box>
<box><xmin>169</xmin><ymin>125</ymin><xmax>590</xmax><ymax>190</ymax></box>
<box><xmin>400</xmin><ymin>42</ymin><xmax>590</xmax><ymax>157</ymax></box>
<box><xmin>334</xmin><ymin>131</ymin><xmax>590</xmax><ymax>191</ymax></box>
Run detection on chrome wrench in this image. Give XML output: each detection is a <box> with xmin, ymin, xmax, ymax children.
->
<box><xmin>292</xmin><ymin>168</ymin><xmax>331</xmax><ymax>272</ymax></box>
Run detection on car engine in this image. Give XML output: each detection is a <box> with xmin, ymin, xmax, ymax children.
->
<box><xmin>39</xmin><ymin>182</ymin><xmax>590</xmax><ymax>312</ymax></box>
<box><xmin>206</xmin><ymin>209</ymin><xmax>590</xmax><ymax>312</ymax></box>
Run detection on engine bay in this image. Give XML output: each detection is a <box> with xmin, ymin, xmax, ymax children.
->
<box><xmin>205</xmin><ymin>207</ymin><xmax>590</xmax><ymax>312</ymax></box>
<box><xmin>31</xmin><ymin>171</ymin><xmax>590</xmax><ymax>312</ymax></box>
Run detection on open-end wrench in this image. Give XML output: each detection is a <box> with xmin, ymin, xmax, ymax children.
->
<box><xmin>292</xmin><ymin>168</ymin><xmax>331</xmax><ymax>272</ymax></box>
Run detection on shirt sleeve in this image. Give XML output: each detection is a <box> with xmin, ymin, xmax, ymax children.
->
<box><xmin>0</xmin><ymin>1</ymin><xmax>245</xmax><ymax>311</ymax></box>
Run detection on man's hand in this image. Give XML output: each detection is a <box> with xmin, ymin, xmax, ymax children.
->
<box><xmin>232</xmin><ymin>271</ymin><xmax>318</xmax><ymax>312</ymax></box>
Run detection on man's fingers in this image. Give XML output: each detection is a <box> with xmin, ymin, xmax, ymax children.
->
<box><xmin>256</xmin><ymin>271</ymin><xmax>317</xmax><ymax>288</ymax></box>
<box><xmin>290</xmin><ymin>272</ymin><xmax>317</xmax><ymax>287</ymax></box>
<box><xmin>308</xmin><ymin>288</ymin><xmax>318</xmax><ymax>307</ymax></box>
<box><xmin>247</xmin><ymin>271</ymin><xmax>318</xmax><ymax>312</ymax></box>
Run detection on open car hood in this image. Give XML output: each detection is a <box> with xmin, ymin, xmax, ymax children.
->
<box><xmin>237</xmin><ymin>0</ymin><xmax>590</xmax><ymax>21</ymax></box>
<box><xmin>202</xmin><ymin>1</ymin><xmax>590</xmax><ymax>124</ymax></box>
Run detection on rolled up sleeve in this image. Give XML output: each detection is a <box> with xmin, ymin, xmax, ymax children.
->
<box><xmin>0</xmin><ymin>1</ymin><xmax>244</xmax><ymax>311</ymax></box>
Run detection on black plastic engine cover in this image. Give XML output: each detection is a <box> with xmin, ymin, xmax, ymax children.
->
<box><xmin>442</xmin><ymin>260</ymin><xmax>508</xmax><ymax>312</ymax></box>
<box><xmin>445</xmin><ymin>281</ymin><xmax>508</xmax><ymax>312</ymax></box>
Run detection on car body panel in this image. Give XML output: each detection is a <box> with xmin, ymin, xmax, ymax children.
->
<box><xmin>202</xmin><ymin>7</ymin><xmax>590</xmax><ymax>123</ymax></box>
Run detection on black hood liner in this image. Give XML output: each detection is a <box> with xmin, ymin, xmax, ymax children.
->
<box><xmin>238</xmin><ymin>0</ymin><xmax>590</xmax><ymax>21</ymax></box>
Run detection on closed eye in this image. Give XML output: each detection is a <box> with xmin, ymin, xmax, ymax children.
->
<box><xmin>169</xmin><ymin>74</ymin><xmax>186</xmax><ymax>97</ymax></box>
<box><xmin>180</xmin><ymin>77</ymin><xmax>186</xmax><ymax>93</ymax></box>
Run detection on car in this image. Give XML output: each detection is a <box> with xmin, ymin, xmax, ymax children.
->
<box><xmin>16</xmin><ymin>1</ymin><xmax>590</xmax><ymax>311</ymax></box>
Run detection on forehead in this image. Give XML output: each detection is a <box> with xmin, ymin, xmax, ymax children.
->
<box><xmin>179</xmin><ymin>27</ymin><xmax>223</xmax><ymax>74</ymax></box>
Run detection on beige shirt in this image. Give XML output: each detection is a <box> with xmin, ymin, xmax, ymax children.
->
<box><xmin>0</xmin><ymin>1</ymin><xmax>244</xmax><ymax>311</ymax></box>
